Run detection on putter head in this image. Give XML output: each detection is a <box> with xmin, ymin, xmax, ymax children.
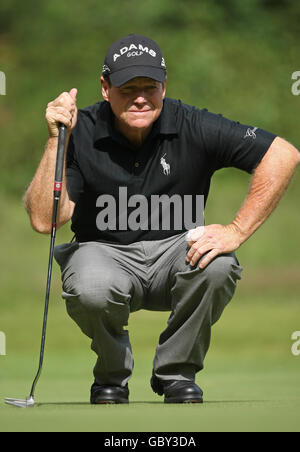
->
<box><xmin>5</xmin><ymin>396</ymin><xmax>35</xmax><ymax>408</ymax></box>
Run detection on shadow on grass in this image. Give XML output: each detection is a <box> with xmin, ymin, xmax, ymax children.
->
<box><xmin>36</xmin><ymin>399</ymin><xmax>268</xmax><ymax>407</ymax></box>
<box><xmin>37</xmin><ymin>401</ymin><xmax>161</xmax><ymax>407</ymax></box>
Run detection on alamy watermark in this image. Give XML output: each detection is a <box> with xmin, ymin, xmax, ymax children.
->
<box><xmin>291</xmin><ymin>71</ymin><xmax>300</xmax><ymax>96</ymax></box>
<box><xmin>0</xmin><ymin>331</ymin><xmax>6</xmax><ymax>355</ymax></box>
<box><xmin>0</xmin><ymin>71</ymin><xmax>6</xmax><ymax>95</ymax></box>
<box><xmin>291</xmin><ymin>331</ymin><xmax>300</xmax><ymax>356</ymax></box>
<box><xmin>96</xmin><ymin>187</ymin><xmax>204</xmax><ymax>231</ymax></box>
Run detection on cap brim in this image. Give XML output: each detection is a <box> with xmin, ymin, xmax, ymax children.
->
<box><xmin>109</xmin><ymin>66</ymin><xmax>166</xmax><ymax>87</ymax></box>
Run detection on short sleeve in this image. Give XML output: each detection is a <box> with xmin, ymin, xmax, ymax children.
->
<box><xmin>66</xmin><ymin>133</ymin><xmax>84</xmax><ymax>204</ymax></box>
<box><xmin>200</xmin><ymin>111</ymin><xmax>277</xmax><ymax>174</ymax></box>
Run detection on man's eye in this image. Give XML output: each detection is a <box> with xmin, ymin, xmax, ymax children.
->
<box><xmin>120</xmin><ymin>85</ymin><xmax>158</xmax><ymax>95</ymax></box>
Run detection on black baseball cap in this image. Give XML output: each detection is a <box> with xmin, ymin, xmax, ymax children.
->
<box><xmin>102</xmin><ymin>34</ymin><xmax>167</xmax><ymax>87</ymax></box>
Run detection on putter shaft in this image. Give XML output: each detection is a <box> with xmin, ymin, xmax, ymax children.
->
<box><xmin>5</xmin><ymin>124</ymin><xmax>67</xmax><ymax>408</ymax></box>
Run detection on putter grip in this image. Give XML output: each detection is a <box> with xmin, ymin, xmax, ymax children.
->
<box><xmin>54</xmin><ymin>123</ymin><xmax>67</xmax><ymax>198</ymax></box>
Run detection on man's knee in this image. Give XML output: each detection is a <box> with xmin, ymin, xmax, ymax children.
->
<box><xmin>203</xmin><ymin>253</ymin><xmax>242</xmax><ymax>290</ymax></box>
<box><xmin>76</xmin><ymin>269</ymin><xmax>132</xmax><ymax>312</ymax></box>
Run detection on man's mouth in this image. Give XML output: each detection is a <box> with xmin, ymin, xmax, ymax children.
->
<box><xmin>129</xmin><ymin>109</ymin><xmax>151</xmax><ymax>113</ymax></box>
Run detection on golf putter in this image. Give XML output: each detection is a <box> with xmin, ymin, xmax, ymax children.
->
<box><xmin>5</xmin><ymin>124</ymin><xmax>67</xmax><ymax>408</ymax></box>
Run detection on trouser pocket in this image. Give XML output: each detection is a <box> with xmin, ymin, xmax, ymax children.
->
<box><xmin>54</xmin><ymin>241</ymin><xmax>80</xmax><ymax>269</ymax></box>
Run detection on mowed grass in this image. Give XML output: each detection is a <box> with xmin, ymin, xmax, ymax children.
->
<box><xmin>1</xmin><ymin>296</ymin><xmax>300</xmax><ymax>432</ymax></box>
<box><xmin>0</xmin><ymin>193</ymin><xmax>300</xmax><ymax>432</ymax></box>
<box><xmin>1</xmin><ymin>349</ymin><xmax>299</xmax><ymax>432</ymax></box>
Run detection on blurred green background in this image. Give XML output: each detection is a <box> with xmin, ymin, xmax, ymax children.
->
<box><xmin>0</xmin><ymin>0</ymin><xmax>299</xmax><ymax>432</ymax></box>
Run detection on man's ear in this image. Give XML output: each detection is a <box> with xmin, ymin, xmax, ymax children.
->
<box><xmin>101</xmin><ymin>75</ymin><xmax>110</xmax><ymax>102</ymax></box>
<box><xmin>162</xmin><ymin>77</ymin><xmax>167</xmax><ymax>99</ymax></box>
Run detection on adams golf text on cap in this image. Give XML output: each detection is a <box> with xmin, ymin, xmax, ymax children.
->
<box><xmin>102</xmin><ymin>34</ymin><xmax>167</xmax><ymax>87</ymax></box>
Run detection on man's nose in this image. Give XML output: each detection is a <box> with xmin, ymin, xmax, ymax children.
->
<box><xmin>134</xmin><ymin>92</ymin><xmax>147</xmax><ymax>103</ymax></box>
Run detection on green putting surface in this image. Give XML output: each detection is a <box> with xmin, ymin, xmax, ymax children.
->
<box><xmin>1</xmin><ymin>351</ymin><xmax>300</xmax><ymax>432</ymax></box>
<box><xmin>1</xmin><ymin>293</ymin><xmax>300</xmax><ymax>432</ymax></box>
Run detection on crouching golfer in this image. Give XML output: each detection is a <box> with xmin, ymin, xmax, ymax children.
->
<box><xmin>24</xmin><ymin>34</ymin><xmax>300</xmax><ymax>404</ymax></box>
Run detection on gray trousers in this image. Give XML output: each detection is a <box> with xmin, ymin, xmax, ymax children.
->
<box><xmin>54</xmin><ymin>232</ymin><xmax>242</xmax><ymax>387</ymax></box>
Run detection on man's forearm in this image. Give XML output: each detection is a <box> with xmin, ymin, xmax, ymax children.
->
<box><xmin>231</xmin><ymin>137</ymin><xmax>300</xmax><ymax>244</ymax></box>
<box><xmin>24</xmin><ymin>136</ymin><xmax>74</xmax><ymax>233</ymax></box>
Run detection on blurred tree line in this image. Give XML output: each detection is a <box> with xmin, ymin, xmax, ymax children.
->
<box><xmin>0</xmin><ymin>0</ymin><xmax>299</xmax><ymax>196</ymax></box>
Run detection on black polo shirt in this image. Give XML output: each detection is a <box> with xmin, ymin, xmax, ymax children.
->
<box><xmin>66</xmin><ymin>98</ymin><xmax>276</xmax><ymax>244</ymax></box>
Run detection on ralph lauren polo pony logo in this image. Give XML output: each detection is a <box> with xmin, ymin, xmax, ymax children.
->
<box><xmin>160</xmin><ymin>154</ymin><xmax>170</xmax><ymax>175</ymax></box>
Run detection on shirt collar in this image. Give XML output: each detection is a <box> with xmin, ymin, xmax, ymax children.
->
<box><xmin>157</xmin><ymin>98</ymin><xmax>178</xmax><ymax>135</ymax></box>
<box><xmin>94</xmin><ymin>98</ymin><xmax>178</xmax><ymax>145</ymax></box>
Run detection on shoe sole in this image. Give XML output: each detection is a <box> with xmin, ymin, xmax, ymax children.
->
<box><xmin>165</xmin><ymin>397</ymin><xmax>203</xmax><ymax>404</ymax></box>
<box><xmin>91</xmin><ymin>398</ymin><xmax>129</xmax><ymax>405</ymax></box>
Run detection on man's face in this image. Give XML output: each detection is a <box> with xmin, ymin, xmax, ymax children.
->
<box><xmin>101</xmin><ymin>76</ymin><xmax>166</xmax><ymax>133</ymax></box>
